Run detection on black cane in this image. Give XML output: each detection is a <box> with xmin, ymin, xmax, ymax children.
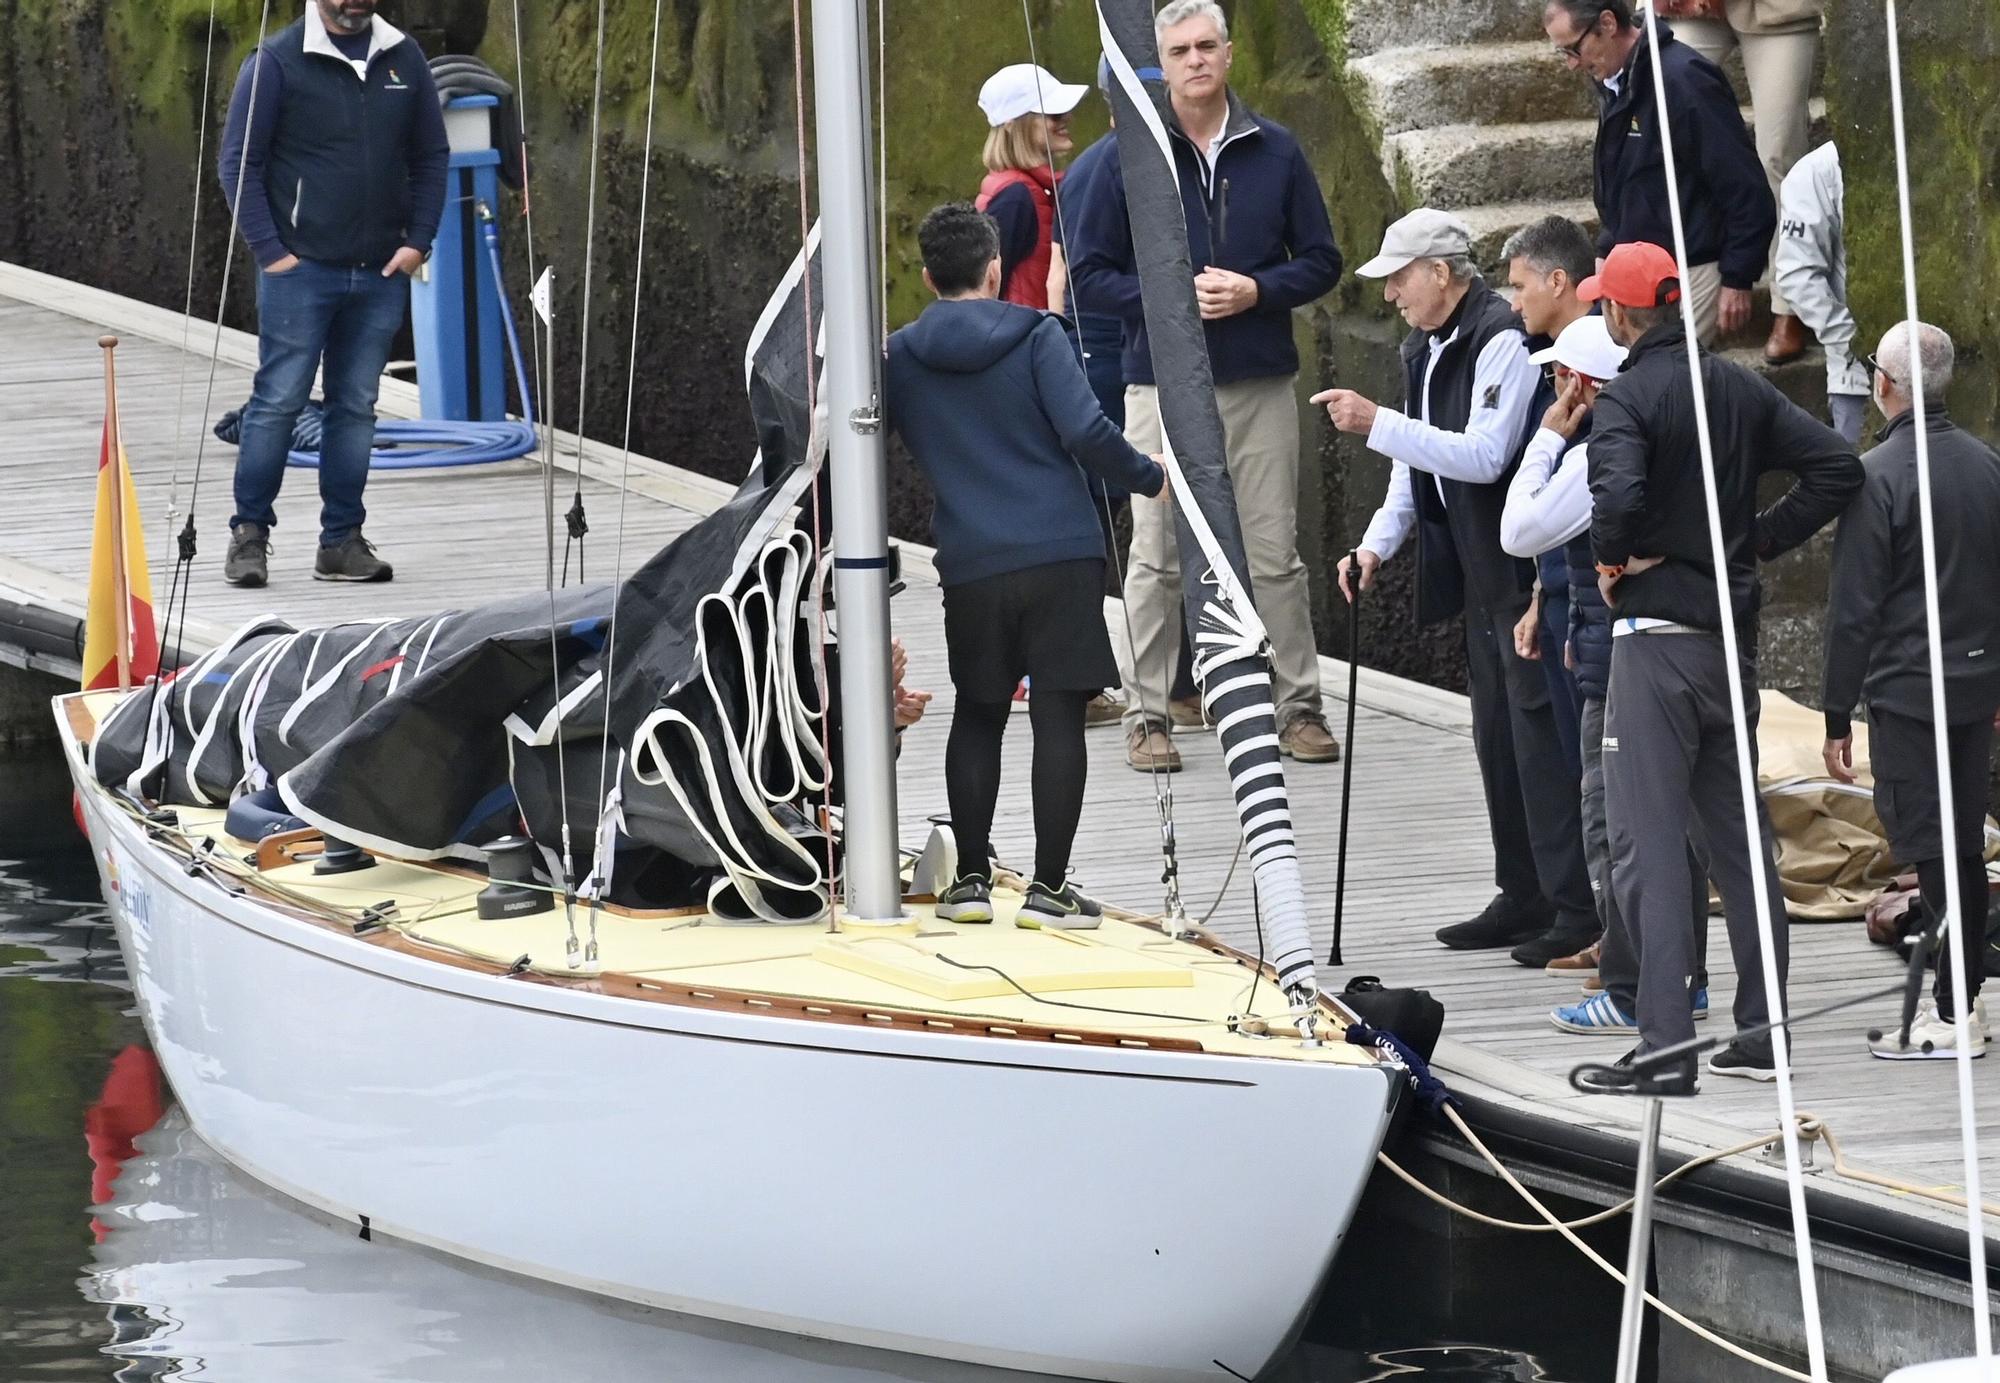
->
<box><xmin>1329</xmin><ymin>551</ymin><xmax>1362</xmax><ymax>967</ymax></box>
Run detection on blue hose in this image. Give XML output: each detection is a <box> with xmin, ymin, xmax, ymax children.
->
<box><xmin>285</xmin><ymin>206</ymin><xmax>539</xmax><ymax>471</ymax></box>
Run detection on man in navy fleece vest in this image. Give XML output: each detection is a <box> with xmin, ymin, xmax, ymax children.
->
<box><xmin>217</xmin><ymin>0</ymin><xmax>448</xmax><ymax>588</ymax></box>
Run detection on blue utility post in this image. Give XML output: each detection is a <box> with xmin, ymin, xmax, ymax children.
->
<box><xmin>411</xmin><ymin>93</ymin><xmax>506</xmax><ymax>422</ymax></box>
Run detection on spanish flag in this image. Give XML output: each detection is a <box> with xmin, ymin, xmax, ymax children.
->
<box><xmin>81</xmin><ymin>336</ymin><xmax>159</xmax><ymax>691</ymax></box>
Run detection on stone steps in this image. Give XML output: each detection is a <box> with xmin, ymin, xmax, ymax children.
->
<box><xmin>1342</xmin><ymin>0</ymin><xmax>1550</xmax><ymax>60</ymax></box>
<box><xmin>1349</xmin><ymin>41</ymin><xmax>1599</xmax><ymax>139</ymax></box>
<box><xmin>1455</xmin><ymin>197</ymin><xmax>1603</xmax><ymax>265</ymax></box>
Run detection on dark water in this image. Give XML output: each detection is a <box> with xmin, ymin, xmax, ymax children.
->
<box><xmin>0</xmin><ymin>745</ymin><xmax>1611</xmax><ymax>1383</ymax></box>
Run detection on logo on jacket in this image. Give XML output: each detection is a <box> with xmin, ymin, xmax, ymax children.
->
<box><xmin>1482</xmin><ymin>384</ymin><xmax>1501</xmax><ymax>410</ymax></box>
<box><xmin>1628</xmin><ymin>116</ymin><xmax>1643</xmax><ymax>136</ymax></box>
<box><xmin>385</xmin><ymin>67</ymin><xmax>409</xmax><ymax>89</ymax></box>
<box><xmin>1781</xmin><ymin>217</ymin><xmax>1806</xmax><ymax>238</ymax></box>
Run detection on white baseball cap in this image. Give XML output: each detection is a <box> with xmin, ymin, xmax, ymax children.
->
<box><xmin>978</xmin><ymin>64</ymin><xmax>1090</xmax><ymax>128</ymax></box>
<box><xmin>1354</xmin><ymin>208</ymin><xmax>1475</xmax><ymax>279</ymax></box>
<box><xmin>1529</xmin><ymin>314</ymin><xmax>1628</xmax><ymax>382</ymax></box>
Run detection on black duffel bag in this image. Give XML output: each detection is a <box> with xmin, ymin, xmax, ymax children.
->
<box><xmin>1339</xmin><ymin>974</ymin><xmax>1445</xmax><ymax>1063</ymax></box>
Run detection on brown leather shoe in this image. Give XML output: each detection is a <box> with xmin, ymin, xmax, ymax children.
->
<box><xmin>1125</xmin><ymin>723</ymin><xmax>1182</xmax><ymax>773</ymax></box>
<box><xmin>1278</xmin><ymin>712</ymin><xmax>1341</xmax><ymax>764</ymax></box>
<box><xmin>1085</xmin><ymin>692</ymin><xmax>1125</xmax><ymax>727</ymax></box>
<box><xmin>1581</xmin><ymin>972</ymin><xmax>1605</xmax><ymax>995</ymax></box>
<box><xmin>1763</xmin><ymin>313</ymin><xmax>1809</xmax><ymax>364</ymax></box>
<box><xmin>1545</xmin><ymin>939</ymin><xmax>1601</xmax><ymax>977</ymax></box>
<box><xmin>1168</xmin><ymin>695</ymin><xmax>1206</xmax><ymax>730</ymax></box>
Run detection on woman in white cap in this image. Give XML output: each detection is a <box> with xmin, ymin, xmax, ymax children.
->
<box><xmin>974</xmin><ymin>62</ymin><xmax>1089</xmax><ymax>310</ymax></box>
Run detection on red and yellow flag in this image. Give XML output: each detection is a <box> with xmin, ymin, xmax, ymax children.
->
<box><xmin>82</xmin><ymin>336</ymin><xmax>158</xmax><ymax>691</ymax></box>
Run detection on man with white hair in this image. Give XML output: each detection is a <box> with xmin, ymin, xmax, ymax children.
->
<box><xmin>1820</xmin><ymin>322</ymin><xmax>2000</xmax><ymax>1058</ymax></box>
<box><xmin>1316</xmin><ymin>209</ymin><xmax>1597</xmax><ymax>962</ymax></box>
<box><xmin>1069</xmin><ymin>0</ymin><xmax>1343</xmax><ymax>774</ymax></box>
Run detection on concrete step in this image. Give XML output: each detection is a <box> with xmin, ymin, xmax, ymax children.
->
<box><xmin>1350</xmin><ymin>41</ymin><xmax>1599</xmax><ymax>138</ymax></box>
<box><xmin>1343</xmin><ymin>0</ymin><xmax>1549</xmax><ymax>59</ymax></box>
<box><xmin>1456</xmin><ymin>198</ymin><xmax>1604</xmax><ymax>268</ymax></box>
<box><xmin>1385</xmin><ymin>99</ymin><xmax>1827</xmax><ymax>211</ymax></box>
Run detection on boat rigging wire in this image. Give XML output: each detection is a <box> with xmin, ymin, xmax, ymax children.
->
<box><xmin>563</xmin><ymin>0</ymin><xmax>613</xmax><ymax>590</ymax></box>
<box><xmin>1881</xmin><ymin>0</ymin><xmax>1992</xmax><ymax>1360</ymax></box>
<box><xmin>1638</xmin><ymin>8</ymin><xmax>1827</xmax><ymax>1372</ymax></box>
<box><xmin>166</xmin><ymin>0</ymin><xmax>223</xmax><ymax>542</ymax></box>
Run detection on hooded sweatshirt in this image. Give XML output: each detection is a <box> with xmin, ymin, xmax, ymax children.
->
<box><xmin>886</xmin><ymin>297</ymin><xmax>1164</xmax><ymax>587</ymax></box>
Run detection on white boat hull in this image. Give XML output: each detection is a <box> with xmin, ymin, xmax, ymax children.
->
<box><xmin>75</xmin><ymin>785</ymin><xmax>1397</xmax><ymax>1383</ymax></box>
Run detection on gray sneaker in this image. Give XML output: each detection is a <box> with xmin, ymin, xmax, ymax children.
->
<box><xmin>935</xmin><ymin>873</ymin><xmax>994</xmax><ymax>924</ymax></box>
<box><xmin>224</xmin><ymin>523</ymin><xmax>270</xmax><ymax>587</ymax></box>
<box><xmin>314</xmin><ymin>532</ymin><xmax>394</xmax><ymax>583</ymax></box>
<box><xmin>1016</xmin><ymin>879</ymin><xmax>1103</xmax><ymax>931</ymax></box>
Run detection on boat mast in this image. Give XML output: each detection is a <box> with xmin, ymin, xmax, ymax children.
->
<box><xmin>809</xmin><ymin>0</ymin><xmax>903</xmax><ymax>924</ymax></box>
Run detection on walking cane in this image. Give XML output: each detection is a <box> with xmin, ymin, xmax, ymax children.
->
<box><xmin>1328</xmin><ymin>550</ymin><xmax>1361</xmax><ymax>966</ymax></box>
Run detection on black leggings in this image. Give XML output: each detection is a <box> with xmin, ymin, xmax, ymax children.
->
<box><xmin>1920</xmin><ymin>852</ymin><xmax>1990</xmax><ymax>1019</ymax></box>
<box><xmin>945</xmin><ymin>689</ymin><xmax>1090</xmax><ymax>886</ymax></box>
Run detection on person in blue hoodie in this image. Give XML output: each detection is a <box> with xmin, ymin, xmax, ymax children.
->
<box><xmin>886</xmin><ymin>202</ymin><xmax>1167</xmax><ymax>931</ymax></box>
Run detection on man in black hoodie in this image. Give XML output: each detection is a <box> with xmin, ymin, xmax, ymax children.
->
<box><xmin>1820</xmin><ymin>323</ymin><xmax>2000</xmax><ymax>1060</ymax></box>
<box><xmin>1543</xmin><ymin>0</ymin><xmax>1775</xmax><ymax>345</ymax></box>
<box><xmin>1583</xmin><ymin>241</ymin><xmax>1861</xmax><ymax>1086</ymax></box>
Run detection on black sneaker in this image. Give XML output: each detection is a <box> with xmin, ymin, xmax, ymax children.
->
<box><xmin>1509</xmin><ymin>924</ymin><xmax>1602</xmax><ymax>969</ymax></box>
<box><xmin>935</xmin><ymin>873</ymin><xmax>994</xmax><ymax>925</ymax></box>
<box><xmin>1435</xmin><ymin>894</ymin><xmax>1550</xmax><ymax>951</ymax></box>
<box><xmin>1706</xmin><ymin>1042</ymin><xmax>1781</xmax><ymax>1083</ymax></box>
<box><xmin>1016</xmin><ymin>879</ymin><xmax>1103</xmax><ymax>931</ymax></box>
<box><xmin>314</xmin><ymin>532</ymin><xmax>394</xmax><ymax>583</ymax></box>
<box><xmin>224</xmin><ymin>522</ymin><xmax>270</xmax><ymax>587</ymax></box>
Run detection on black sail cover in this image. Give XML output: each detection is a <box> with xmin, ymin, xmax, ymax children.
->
<box><xmin>92</xmin><ymin>237</ymin><xmax>835</xmax><ymax>922</ymax></box>
<box><xmin>1097</xmin><ymin>0</ymin><xmax>1319</xmax><ymax>996</ymax></box>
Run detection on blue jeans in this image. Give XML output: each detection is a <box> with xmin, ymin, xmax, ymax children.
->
<box><xmin>233</xmin><ymin>259</ymin><xmax>408</xmax><ymax>546</ymax></box>
<box><xmin>1538</xmin><ymin>587</ymin><xmax>1584</xmax><ymax>781</ymax></box>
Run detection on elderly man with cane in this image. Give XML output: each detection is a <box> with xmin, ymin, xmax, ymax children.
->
<box><xmin>1819</xmin><ymin>323</ymin><xmax>2000</xmax><ymax>1059</ymax></box>
<box><xmin>1580</xmin><ymin>241</ymin><xmax>1860</xmax><ymax>1088</ymax></box>
<box><xmin>1318</xmin><ymin>208</ymin><xmax>1597</xmax><ymax>970</ymax></box>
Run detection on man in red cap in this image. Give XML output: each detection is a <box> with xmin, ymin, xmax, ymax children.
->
<box><xmin>1578</xmin><ymin>241</ymin><xmax>1860</xmax><ymax>1089</ymax></box>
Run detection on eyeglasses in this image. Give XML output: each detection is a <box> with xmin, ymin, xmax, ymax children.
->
<box><xmin>1860</xmin><ymin>352</ymin><xmax>1901</xmax><ymax>391</ymax></box>
<box><xmin>1552</xmin><ymin>5</ymin><xmax>1606</xmax><ymax>60</ymax></box>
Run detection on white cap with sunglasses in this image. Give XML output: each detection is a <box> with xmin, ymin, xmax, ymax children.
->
<box><xmin>1529</xmin><ymin>314</ymin><xmax>1627</xmax><ymax>384</ymax></box>
<box><xmin>978</xmin><ymin>64</ymin><xmax>1089</xmax><ymax>127</ymax></box>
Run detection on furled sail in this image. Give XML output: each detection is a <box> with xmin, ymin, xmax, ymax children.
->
<box><xmin>91</xmin><ymin>237</ymin><xmax>836</xmax><ymax>923</ymax></box>
<box><xmin>1096</xmin><ymin>0</ymin><xmax>1320</xmax><ymax>1002</ymax></box>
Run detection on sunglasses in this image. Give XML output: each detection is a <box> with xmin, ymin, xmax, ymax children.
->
<box><xmin>1859</xmin><ymin>352</ymin><xmax>1901</xmax><ymax>391</ymax></box>
<box><xmin>1552</xmin><ymin>5</ymin><xmax>1607</xmax><ymax>60</ymax></box>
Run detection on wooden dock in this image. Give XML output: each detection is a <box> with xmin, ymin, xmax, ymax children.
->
<box><xmin>1</xmin><ymin>262</ymin><xmax>1992</xmax><ymax>1376</ymax></box>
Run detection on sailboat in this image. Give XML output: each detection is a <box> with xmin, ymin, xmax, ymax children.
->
<box><xmin>50</xmin><ymin>0</ymin><xmax>1402</xmax><ymax>1378</ymax></box>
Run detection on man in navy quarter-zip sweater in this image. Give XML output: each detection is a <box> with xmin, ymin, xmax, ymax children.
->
<box><xmin>1069</xmin><ymin>0</ymin><xmax>1343</xmax><ymax>776</ymax></box>
<box><xmin>217</xmin><ymin>0</ymin><xmax>449</xmax><ymax>589</ymax></box>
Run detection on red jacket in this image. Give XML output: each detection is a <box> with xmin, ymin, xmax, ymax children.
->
<box><xmin>976</xmin><ymin>165</ymin><xmax>1060</xmax><ymax>309</ymax></box>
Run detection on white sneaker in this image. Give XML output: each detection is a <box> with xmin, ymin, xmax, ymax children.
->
<box><xmin>1868</xmin><ymin>999</ymin><xmax>1989</xmax><ymax>1061</ymax></box>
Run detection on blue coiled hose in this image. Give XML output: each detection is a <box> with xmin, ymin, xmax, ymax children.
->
<box><xmin>285</xmin><ymin>204</ymin><xmax>539</xmax><ymax>470</ymax></box>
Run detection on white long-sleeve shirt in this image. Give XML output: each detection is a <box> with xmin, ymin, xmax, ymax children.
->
<box><xmin>1358</xmin><ymin>327</ymin><xmax>1540</xmax><ymax>561</ymax></box>
<box><xmin>1775</xmin><ymin>143</ymin><xmax>1869</xmax><ymax>400</ymax></box>
<box><xmin>1500</xmin><ymin>428</ymin><xmax>1591</xmax><ymax>559</ymax></box>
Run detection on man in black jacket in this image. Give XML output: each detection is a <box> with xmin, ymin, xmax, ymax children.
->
<box><xmin>1542</xmin><ymin>0</ymin><xmax>1775</xmax><ymax>345</ymax></box>
<box><xmin>1820</xmin><ymin>323</ymin><xmax>2000</xmax><ymax>1060</ymax></box>
<box><xmin>1584</xmin><ymin>241</ymin><xmax>1861</xmax><ymax>1086</ymax></box>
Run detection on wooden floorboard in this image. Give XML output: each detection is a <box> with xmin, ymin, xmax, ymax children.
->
<box><xmin>4</xmin><ymin>284</ymin><xmax>1995</xmax><ymax>1249</ymax></box>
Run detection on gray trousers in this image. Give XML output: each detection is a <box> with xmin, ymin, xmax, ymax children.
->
<box><xmin>1588</xmin><ymin>694</ymin><xmax>1711</xmax><ymax>1014</ymax></box>
<box><xmin>1467</xmin><ymin>590</ymin><xmax>1596</xmax><ymax>931</ymax></box>
<box><xmin>1603</xmin><ymin>632</ymin><xmax>1788</xmax><ymax>1059</ymax></box>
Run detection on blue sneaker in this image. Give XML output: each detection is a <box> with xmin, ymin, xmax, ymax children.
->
<box><xmin>1552</xmin><ymin>992</ymin><xmax>1638</xmax><ymax>1035</ymax></box>
<box><xmin>1692</xmin><ymin>987</ymin><xmax>1709</xmax><ymax>1021</ymax></box>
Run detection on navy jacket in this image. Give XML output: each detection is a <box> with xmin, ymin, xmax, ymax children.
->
<box><xmin>219</xmin><ymin>15</ymin><xmax>449</xmax><ymax>269</ymax></box>
<box><xmin>1593</xmin><ymin>20</ymin><xmax>1775</xmax><ymax>291</ymax></box>
<box><xmin>1067</xmin><ymin>93</ymin><xmax>1341</xmax><ymax>386</ymax></box>
<box><xmin>886</xmin><ymin>298</ymin><xmax>1165</xmax><ymax>587</ymax></box>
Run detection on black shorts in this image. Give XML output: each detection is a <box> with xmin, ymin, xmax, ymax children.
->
<box><xmin>941</xmin><ymin>558</ymin><xmax>1121</xmax><ymax>703</ymax></box>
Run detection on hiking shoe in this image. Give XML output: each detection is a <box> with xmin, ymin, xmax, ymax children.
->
<box><xmin>1278</xmin><ymin>712</ymin><xmax>1340</xmax><ymax>763</ymax></box>
<box><xmin>314</xmin><ymin>532</ymin><xmax>393</xmax><ymax>583</ymax></box>
<box><xmin>1085</xmin><ymin>692</ymin><xmax>1126</xmax><ymax>728</ymax></box>
<box><xmin>1126</xmin><ymin>723</ymin><xmax>1182</xmax><ymax>773</ymax></box>
<box><xmin>1545</xmin><ymin>939</ymin><xmax>1601</xmax><ymax>978</ymax></box>
<box><xmin>224</xmin><ymin>522</ymin><xmax>270</xmax><ymax>587</ymax></box>
<box><xmin>1868</xmin><ymin>998</ymin><xmax>1989</xmax><ymax>1060</ymax></box>
<box><xmin>1510</xmin><ymin>925</ymin><xmax>1599</xmax><ymax>969</ymax></box>
<box><xmin>1436</xmin><ymin>895</ymin><xmax>1548</xmax><ymax>950</ymax></box>
<box><xmin>1707</xmin><ymin>1042</ymin><xmax>1782</xmax><ymax>1082</ymax></box>
<box><xmin>1552</xmin><ymin>992</ymin><xmax>1637</xmax><ymax>1035</ymax></box>
<box><xmin>935</xmin><ymin>873</ymin><xmax>994</xmax><ymax>925</ymax></box>
<box><xmin>1016</xmin><ymin>879</ymin><xmax>1103</xmax><ymax>930</ymax></box>
<box><xmin>1169</xmin><ymin>695</ymin><xmax>1207</xmax><ymax>730</ymax></box>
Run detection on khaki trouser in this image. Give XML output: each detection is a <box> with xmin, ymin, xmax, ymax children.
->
<box><xmin>1671</xmin><ymin>17</ymin><xmax>1818</xmax><ymax>316</ymax></box>
<box><xmin>1686</xmin><ymin>260</ymin><xmax>1724</xmax><ymax>346</ymax></box>
<box><xmin>1117</xmin><ymin>376</ymin><xmax>1322</xmax><ymax>731</ymax></box>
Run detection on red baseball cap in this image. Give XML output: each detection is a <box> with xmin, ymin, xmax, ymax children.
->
<box><xmin>1577</xmin><ymin>242</ymin><xmax>1683</xmax><ymax>309</ymax></box>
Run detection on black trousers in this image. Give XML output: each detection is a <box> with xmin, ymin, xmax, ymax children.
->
<box><xmin>1603</xmin><ymin>631</ymin><xmax>1788</xmax><ymax>1059</ymax></box>
<box><xmin>1464</xmin><ymin>589</ymin><xmax>1596</xmax><ymax>932</ymax></box>
<box><xmin>1870</xmin><ymin>708</ymin><xmax>1996</xmax><ymax>1015</ymax></box>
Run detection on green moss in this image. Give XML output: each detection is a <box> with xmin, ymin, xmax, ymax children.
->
<box><xmin>1297</xmin><ymin>0</ymin><xmax>1347</xmax><ymax>75</ymax></box>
